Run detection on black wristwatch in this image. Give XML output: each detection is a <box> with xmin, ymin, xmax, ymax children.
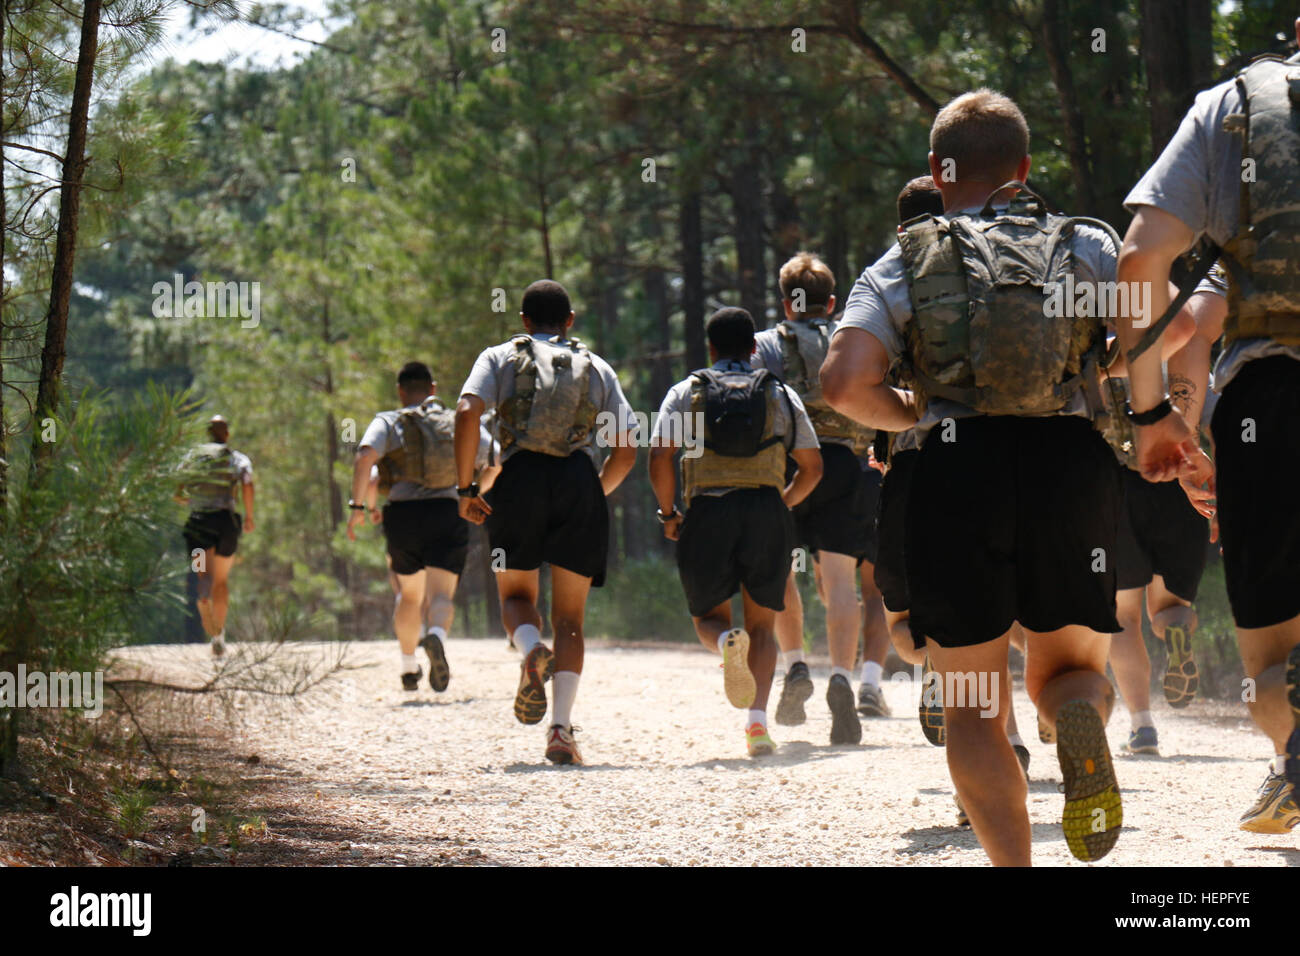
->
<box><xmin>1125</xmin><ymin>397</ymin><xmax>1174</xmax><ymax>426</ymax></box>
<box><xmin>347</xmin><ymin>500</ymin><xmax>366</xmax><ymax>511</ymax></box>
<box><xmin>656</xmin><ymin>506</ymin><xmax>681</xmax><ymax>524</ymax></box>
<box><xmin>457</xmin><ymin>483</ymin><xmax>480</xmax><ymax>498</ymax></box>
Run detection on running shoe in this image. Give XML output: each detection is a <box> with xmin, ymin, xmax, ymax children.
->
<box><xmin>421</xmin><ymin>632</ymin><xmax>450</xmax><ymax>692</ymax></box>
<box><xmin>1038</xmin><ymin>714</ymin><xmax>1055</xmax><ymax>744</ymax></box>
<box><xmin>1161</xmin><ymin>622</ymin><xmax>1199</xmax><ymax>708</ymax></box>
<box><xmin>1238</xmin><ymin>768</ymin><xmax>1300</xmax><ymax>833</ymax></box>
<box><xmin>857</xmin><ymin>681</ymin><xmax>891</xmax><ymax>717</ymax></box>
<box><xmin>918</xmin><ymin>657</ymin><xmax>945</xmax><ymax>747</ymax></box>
<box><xmin>545</xmin><ymin>725</ymin><xmax>583</xmax><ymax>766</ymax></box>
<box><xmin>401</xmin><ymin>666</ymin><xmax>422</xmax><ymax>692</ymax></box>
<box><xmin>1056</xmin><ymin>699</ymin><xmax>1123</xmax><ymax>862</ymax></box>
<box><xmin>774</xmin><ymin>661</ymin><xmax>813</xmax><ymax>725</ymax></box>
<box><xmin>1013</xmin><ymin>743</ymin><xmax>1031</xmax><ymax>777</ymax></box>
<box><xmin>210</xmin><ymin>635</ymin><xmax>225</xmax><ymax>659</ymax></box>
<box><xmin>746</xmin><ymin>723</ymin><xmax>776</xmax><ymax>757</ymax></box>
<box><xmin>721</xmin><ymin>629</ymin><xmax>756</xmax><ymax>710</ymax></box>
<box><xmin>827</xmin><ymin>674</ymin><xmax>863</xmax><ymax>745</ymax></box>
<box><xmin>1285</xmin><ymin>644</ymin><xmax>1300</xmax><ymax>789</ymax></box>
<box><xmin>514</xmin><ymin>643</ymin><xmax>555</xmax><ymax>725</ymax></box>
<box><xmin>1124</xmin><ymin>725</ymin><xmax>1159</xmax><ymax>756</ymax></box>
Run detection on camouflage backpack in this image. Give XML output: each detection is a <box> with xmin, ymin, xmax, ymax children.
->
<box><xmin>775</xmin><ymin>317</ymin><xmax>875</xmax><ymax>453</ymax></box>
<box><xmin>1096</xmin><ymin>373</ymin><xmax>1139</xmax><ymax>470</ymax></box>
<box><xmin>681</xmin><ymin>368</ymin><xmax>791</xmax><ymax>504</ymax></box>
<box><xmin>376</xmin><ymin>397</ymin><xmax>458</xmax><ymax>494</ymax></box>
<box><xmin>498</xmin><ymin>335</ymin><xmax>600</xmax><ymax>457</ymax></box>
<box><xmin>897</xmin><ymin>182</ymin><xmax>1116</xmax><ymax>418</ymax></box>
<box><xmin>186</xmin><ymin>442</ymin><xmax>238</xmax><ymax>505</ymax></box>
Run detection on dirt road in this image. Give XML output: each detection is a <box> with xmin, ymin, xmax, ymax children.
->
<box><xmin>126</xmin><ymin>638</ymin><xmax>1300</xmax><ymax>866</ymax></box>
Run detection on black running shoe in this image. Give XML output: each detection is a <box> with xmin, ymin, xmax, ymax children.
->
<box><xmin>827</xmin><ymin>674</ymin><xmax>862</xmax><ymax>745</ymax></box>
<box><xmin>775</xmin><ymin>661</ymin><xmax>814</xmax><ymax>726</ymax></box>
<box><xmin>421</xmin><ymin>632</ymin><xmax>450</xmax><ymax>692</ymax></box>
<box><xmin>401</xmin><ymin>667</ymin><xmax>422</xmax><ymax>692</ymax></box>
<box><xmin>1013</xmin><ymin>743</ymin><xmax>1031</xmax><ymax>777</ymax></box>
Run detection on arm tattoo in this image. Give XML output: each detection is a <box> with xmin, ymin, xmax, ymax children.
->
<box><xmin>1169</xmin><ymin>372</ymin><xmax>1198</xmax><ymax>418</ymax></box>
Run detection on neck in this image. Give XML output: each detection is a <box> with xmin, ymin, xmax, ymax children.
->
<box><xmin>942</xmin><ymin>181</ymin><xmax>1016</xmax><ymax>213</ymax></box>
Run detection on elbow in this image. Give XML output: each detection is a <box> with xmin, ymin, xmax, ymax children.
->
<box><xmin>820</xmin><ymin>365</ymin><xmax>850</xmax><ymax>413</ymax></box>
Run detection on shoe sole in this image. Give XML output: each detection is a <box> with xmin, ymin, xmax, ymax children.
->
<box><xmin>1124</xmin><ymin>744</ymin><xmax>1160</xmax><ymax>756</ymax></box>
<box><xmin>1038</xmin><ymin>715</ymin><xmax>1055</xmax><ymax>744</ymax></box>
<box><xmin>1238</xmin><ymin>815</ymin><xmax>1297</xmax><ymax>834</ymax></box>
<box><xmin>774</xmin><ymin>671</ymin><xmax>813</xmax><ymax>725</ymax></box>
<box><xmin>919</xmin><ymin>667</ymin><xmax>945</xmax><ymax>747</ymax></box>
<box><xmin>423</xmin><ymin>635</ymin><xmax>450</xmax><ymax>692</ymax></box>
<box><xmin>747</xmin><ymin>738</ymin><xmax>775</xmax><ymax>757</ymax></box>
<box><xmin>545</xmin><ymin>746</ymin><xmax>582</xmax><ymax>766</ymax></box>
<box><xmin>722</xmin><ymin>631</ymin><xmax>756</xmax><ymax>709</ymax></box>
<box><xmin>1057</xmin><ymin>700</ymin><xmax>1123</xmax><ymax>862</ymax></box>
<box><xmin>1286</xmin><ymin>645</ymin><xmax>1300</xmax><ymax>789</ymax></box>
<box><xmin>827</xmin><ymin>680</ymin><xmax>863</xmax><ymax>745</ymax></box>
<box><xmin>514</xmin><ymin>646</ymin><xmax>555</xmax><ymax>725</ymax></box>
<box><xmin>1162</xmin><ymin>625</ymin><xmax>1199</xmax><ymax>709</ymax></box>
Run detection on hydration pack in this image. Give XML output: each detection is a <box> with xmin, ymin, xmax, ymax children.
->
<box><xmin>186</xmin><ymin>442</ymin><xmax>238</xmax><ymax>503</ymax></box>
<box><xmin>376</xmin><ymin>397</ymin><xmax>458</xmax><ymax>494</ymax></box>
<box><xmin>498</xmin><ymin>335</ymin><xmax>600</xmax><ymax>457</ymax></box>
<box><xmin>681</xmin><ymin>367</ymin><xmax>792</xmax><ymax>503</ymax></box>
<box><xmin>775</xmin><ymin>317</ymin><xmax>875</xmax><ymax>452</ymax></box>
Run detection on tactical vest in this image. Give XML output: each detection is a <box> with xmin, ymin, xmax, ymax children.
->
<box><xmin>1221</xmin><ymin>53</ymin><xmax>1300</xmax><ymax>346</ymax></box>
<box><xmin>897</xmin><ymin>185</ymin><xmax>1112</xmax><ymax>418</ymax></box>
<box><xmin>188</xmin><ymin>442</ymin><xmax>238</xmax><ymax>503</ymax></box>
<box><xmin>1096</xmin><ymin>374</ymin><xmax>1139</xmax><ymax>470</ymax></box>
<box><xmin>775</xmin><ymin>317</ymin><xmax>875</xmax><ymax>453</ymax></box>
<box><xmin>681</xmin><ymin>371</ymin><xmax>790</xmax><ymax>504</ymax></box>
<box><xmin>376</xmin><ymin>397</ymin><xmax>458</xmax><ymax>494</ymax></box>
<box><xmin>498</xmin><ymin>335</ymin><xmax>600</xmax><ymax>457</ymax></box>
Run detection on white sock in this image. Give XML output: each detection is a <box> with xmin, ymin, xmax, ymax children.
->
<box><xmin>831</xmin><ymin>666</ymin><xmax>853</xmax><ymax>683</ymax></box>
<box><xmin>1007</xmin><ymin>732</ymin><xmax>1025</xmax><ymax>749</ymax></box>
<box><xmin>747</xmin><ymin>708</ymin><xmax>767</xmax><ymax>729</ymax></box>
<box><xmin>427</xmin><ymin>625</ymin><xmax>447</xmax><ymax>641</ymax></box>
<box><xmin>860</xmin><ymin>660</ymin><xmax>883</xmax><ymax>688</ymax></box>
<box><xmin>1273</xmin><ymin>755</ymin><xmax>1289</xmax><ymax>776</ymax></box>
<box><xmin>552</xmin><ymin>671</ymin><xmax>580</xmax><ymax>728</ymax></box>
<box><xmin>783</xmin><ymin>648</ymin><xmax>805</xmax><ymax>669</ymax></box>
<box><xmin>212</xmin><ymin>630</ymin><xmax>225</xmax><ymax>643</ymax></box>
<box><xmin>512</xmin><ymin>623</ymin><xmax>542</xmax><ymax>656</ymax></box>
<box><xmin>401</xmin><ymin>653</ymin><xmax>420</xmax><ymax>675</ymax></box>
<box><xmin>1132</xmin><ymin>710</ymin><xmax>1155</xmax><ymax>732</ymax></box>
<box><xmin>716</xmin><ymin>631</ymin><xmax>730</xmax><ymax>654</ymax></box>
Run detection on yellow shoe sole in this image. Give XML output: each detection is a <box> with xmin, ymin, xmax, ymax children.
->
<box><xmin>722</xmin><ymin>630</ymin><xmax>756</xmax><ymax>709</ymax></box>
<box><xmin>1057</xmin><ymin>699</ymin><xmax>1123</xmax><ymax>862</ymax></box>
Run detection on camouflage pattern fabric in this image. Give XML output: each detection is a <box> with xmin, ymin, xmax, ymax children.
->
<box><xmin>376</xmin><ymin>397</ymin><xmax>459</xmax><ymax>494</ymax></box>
<box><xmin>498</xmin><ymin>335</ymin><xmax>600</xmax><ymax>457</ymax></box>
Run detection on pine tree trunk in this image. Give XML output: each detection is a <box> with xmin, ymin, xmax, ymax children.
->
<box><xmin>30</xmin><ymin>0</ymin><xmax>102</xmax><ymax>471</ymax></box>
<box><xmin>731</xmin><ymin>132</ymin><xmax>766</xmax><ymax>326</ymax></box>
<box><xmin>1141</xmin><ymin>0</ymin><xmax>1213</xmax><ymax>157</ymax></box>
<box><xmin>680</xmin><ymin>190</ymin><xmax>706</xmax><ymax>371</ymax></box>
<box><xmin>1041</xmin><ymin>0</ymin><xmax>1097</xmax><ymax>214</ymax></box>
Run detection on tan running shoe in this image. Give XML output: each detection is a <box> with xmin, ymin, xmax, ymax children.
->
<box><xmin>721</xmin><ymin>628</ymin><xmax>756</xmax><ymax>709</ymax></box>
<box><xmin>544</xmin><ymin>724</ymin><xmax>583</xmax><ymax>766</ymax></box>
<box><xmin>514</xmin><ymin>644</ymin><xmax>555</xmax><ymax>725</ymax></box>
<box><xmin>1238</xmin><ymin>769</ymin><xmax>1300</xmax><ymax>834</ymax></box>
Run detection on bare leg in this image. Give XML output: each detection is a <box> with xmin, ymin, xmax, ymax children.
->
<box><xmin>1109</xmin><ymin>587</ymin><xmax>1152</xmax><ymax>720</ymax></box>
<box><xmin>741</xmin><ymin>587</ymin><xmax>778</xmax><ymax>712</ymax></box>
<box><xmin>549</xmin><ymin>566</ymin><xmax>591</xmax><ymax>676</ymax></box>
<box><xmin>423</xmin><ymin>568</ymin><xmax>458</xmax><ymax>635</ymax></box>
<box><xmin>886</xmin><ymin>608</ymin><xmax>925</xmax><ymax>666</ymax></box>
<box><xmin>819</xmin><ymin>551</ymin><xmax>861</xmax><ymax>671</ymax></box>
<box><xmin>207</xmin><ymin>553</ymin><xmax>235</xmax><ymax>634</ymax></box>
<box><xmin>1237</xmin><ymin>613</ymin><xmax>1300</xmax><ymax>753</ymax></box>
<box><xmin>858</xmin><ymin>559</ymin><xmax>890</xmax><ymax>670</ymax></box>
<box><xmin>392</xmin><ymin>570</ymin><xmax>427</xmax><ymax>655</ymax></box>
<box><xmin>774</xmin><ymin>571</ymin><xmax>804</xmax><ymax>656</ymax></box>
<box><xmin>496</xmin><ymin>568</ymin><xmax>543</xmax><ymax>644</ymax></box>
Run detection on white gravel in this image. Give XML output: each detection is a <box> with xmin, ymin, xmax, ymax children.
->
<box><xmin>132</xmin><ymin>638</ymin><xmax>1300</xmax><ymax>866</ymax></box>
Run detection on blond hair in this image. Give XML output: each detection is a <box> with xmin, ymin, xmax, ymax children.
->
<box><xmin>778</xmin><ymin>252</ymin><xmax>835</xmax><ymax>315</ymax></box>
<box><xmin>930</xmin><ymin>89</ymin><xmax>1029</xmax><ymax>185</ymax></box>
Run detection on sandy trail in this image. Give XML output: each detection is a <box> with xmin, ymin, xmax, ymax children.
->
<box><xmin>125</xmin><ymin>638</ymin><xmax>1300</xmax><ymax>866</ymax></box>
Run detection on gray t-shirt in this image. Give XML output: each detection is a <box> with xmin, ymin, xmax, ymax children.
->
<box><xmin>360</xmin><ymin>405</ymin><xmax>494</xmax><ymax>502</ymax></box>
<box><xmin>751</xmin><ymin>323</ymin><xmax>855</xmax><ymax>449</ymax></box>
<box><xmin>185</xmin><ymin>446</ymin><xmax>253</xmax><ymax>513</ymax></box>
<box><xmin>459</xmin><ymin>333</ymin><xmax>637</xmax><ymax>464</ymax></box>
<box><xmin>653</xmin><ymin>359</ymin><xmax>819</xmax><ymax>499</ymax></box>
<box><xmin>1124</xmin><ymin>79</ymin><xmax>1300</xmax><ymax>389</ymax></box>
<box><xmin>836</xmin><ymin>207</ymin><xmax>1118</xmax><ymax>445</ymax></box>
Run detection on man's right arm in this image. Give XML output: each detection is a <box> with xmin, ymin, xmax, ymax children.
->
<box><xmin>347</xmin><ymin>445</ymin><xmax>381</xmax><ymax>541</ymax></box>
<box><xmin>821</xmin><ymin>327</ymin><xmax>918</xmax><ymax>432</ymax></box>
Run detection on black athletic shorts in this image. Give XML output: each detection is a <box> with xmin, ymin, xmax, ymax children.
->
<box><xmin>786</xmin><ymin>442</ymin><xmax>879</xmax><ymax>563</ymax></box>
<box><xmin>1211</xmin><ymin>354</ymin><xmax>1300</xmax><ymax>629</ymax></box>
<box><xmin>382</xmin><ymin>498</ymin><xmax>469</xmax><ymax>576</ymax></box>
<box><xmin>485</xmin><ymin>449</ymin><xmax>610</xmax><ymax>587</ymax></box>
<box><xmin>1114</xmin><ymin>465</ymin><xmax>1208</xmax><ymax>600</ymax></box>
<box><xmin>906</xmin><ymin>415</ymin><xmax>1122</xmax><ymax>648</ymax></box>
<box><xmin>676</xmin><ymin>487</ymin><xmax>795</xmax><ymax>617</ymax></box>
<box><xmin>184</xmin><ymin>509</ymin><xmax>241</xmax><ymax>558</ymax></box>
<box><xmin>874</xmin><ymin>448</ymin><xmax>919</xmax><ymax>616</ymax></box>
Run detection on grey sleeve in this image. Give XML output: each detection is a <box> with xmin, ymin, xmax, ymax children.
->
<box><xmin>358</xmin><ymin>415</ymin><xmax>395</xmax><ymax>456</ymax></box>
<box><xmin>1070</xmin><ymin>223</ymin><xmax>1120</xmax><ymax>286</ymax></box>
<box><xmin>836</xmin><ymin>245</ymin><xmax>908</xmax><ymax>365</ymax></box>
<box><xmin>651</xmin><ymin>382</ymin><xmax>690</xmax><ymax>446</ymax></box>
<box><xmin>751</xmin><ymin>331</ymin><xmax>785</xmax><ymax>377</ymax></box>
<box><xmin>460</xmin><ymin>349</ymin><xmax>501</xmax><ymax>410</ymax></box>
<box><xmin>596</xmin><ymin>360</ymin><xmax>639</xmax><ymax>444</ymax></box>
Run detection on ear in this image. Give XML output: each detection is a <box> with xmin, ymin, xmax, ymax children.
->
<box><xmin>1015</xmin><ymin>154</ymin><xmax>1032</xmax><ymax>184</ymax></box>
<box><xmin>825</xmin><ymin>294</ymin><xmax>836</xmax><ymax>316</ymax></box>
<box><xmin>565</xmin><ymin>311</ymin><xmax>575</xmax><ymax>330</ymax></box>
<box><xmin>782</xmin><ymin>299</ymin><xmax>795</xmax><ymax>320</ymax></box>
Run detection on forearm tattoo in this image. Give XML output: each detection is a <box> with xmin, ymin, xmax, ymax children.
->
<box><xmin>1169</xmin><ymin>372</ymin><xmax>1198</xmax><ymax>418</ymax></box>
